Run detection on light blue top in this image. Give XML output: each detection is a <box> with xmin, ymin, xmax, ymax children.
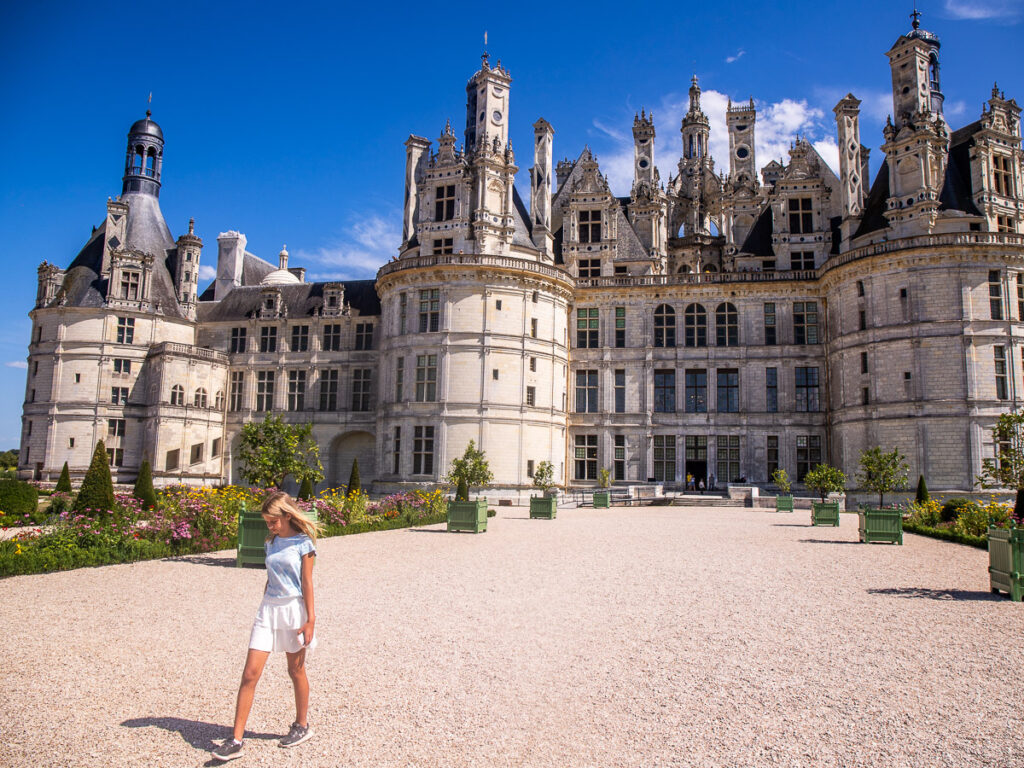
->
<box><xmin>264</xmin><ymin>534</ymin><xmax>316</xmax><ymax>598</ymax></box>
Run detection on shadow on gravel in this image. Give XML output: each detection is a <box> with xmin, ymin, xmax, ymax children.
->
<box><xmin>798</xmin><ymin>539</ymin><xmax>860</xmax><ymax>544</ymax></box>
<box><xmin>867</xmin><ymin>587</ymin><xmax>1000</xmax><ymax>602</ymax></box>
<box><xmin>121</xmin><ymin>716</ymin><xmax>279</xmax><ymax>752</ymax></box>
<box><xmin>164</xmin><ymin>554</ymin><xmax>237</xmax><ymax>568</ymax></box>
<box><xmin>406</xmin><ymin>529</ymin><xmax>450</xmax><ymax>533</ymax></box>
<box><xmin>772</xmin><ymin>524</ymin><xmax>809</xmax><ymax>527</ymax></box>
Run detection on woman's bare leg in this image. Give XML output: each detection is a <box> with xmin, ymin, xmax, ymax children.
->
<box><xmin>232</xmin><ymin>649</ymin><xmax>270</xmax><ymax>741</ymax></box>
<box><xmin>285</xmin><ymin>648</ymin><xmax>309</xmax><ymax>727</ymax></box>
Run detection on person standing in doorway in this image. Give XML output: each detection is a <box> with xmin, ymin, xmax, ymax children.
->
<box><xmin>698</xmin><ymin>478</ymin><xmax>705</xmax><ymax>495</ymax></box>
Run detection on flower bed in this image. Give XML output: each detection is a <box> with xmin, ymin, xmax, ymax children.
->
<box><xmin>901</xmin><ymin>498</ymin><xmax>1010</xmax><ymax>549</ymax></box>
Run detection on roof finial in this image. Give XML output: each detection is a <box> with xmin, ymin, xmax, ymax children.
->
<box><xmin>911</xmin><ymin>6</ymin><xmax>921</xmax><ymax>30</ymax></box>
<box><xmin>147</xmin><ymin>92</ymin><xmax>152</xmax><ymax>119</ymax></box>
<box><xmin>188</xmin><ymin>217</ymin><xmax>194</xmax><ymax>235</ymax></box>
<box><xmin>482</xmin><ymin>30</ymin><xmax>489</xmax><ymax>68</ymax></box>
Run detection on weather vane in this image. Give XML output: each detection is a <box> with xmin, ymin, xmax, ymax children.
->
<box><xmin>911</xmin><ymin>6</ymin><xmax>921</xmax><ymax>29</ymax></box>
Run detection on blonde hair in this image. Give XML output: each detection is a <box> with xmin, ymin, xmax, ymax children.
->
<box><xmin>261</xmin><ymin>491</ymin><xmax>322</xmax><ymax>544</ymax></box>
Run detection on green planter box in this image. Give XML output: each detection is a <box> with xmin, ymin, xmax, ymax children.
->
<box><xmin>989</xmin><ymin>526</ymin><xmax>1024</xmax><ymax>601</ymax></box>
<box><xmin>775</xmin><ymin>495</ymin><xmax>794</xmax><ymax>512</ymax></box>
<box><xmin>529</xmin><ymin>495</ymin><xmax>557</xmax><ymax>519</ymax></box>
<box><xmin>811</xmin><ymin>501</ymin><xmax>840</xmax><ymax>527</ymax></box>
<box><xmin>237</xmin><ymin>503</ymin><xmax>267</xmax><ymax>568</ymax></box>
<box><xmin>447</xmin><ymin>499</ymin><xmax>488</xmax><ymax>533</ymax></box>
<box><xmin>593</xmin><ymin>491</ymin><xmax>610</xmax><ymax>508</ymax></box>
<box><xmin>858</xmin><ymin>507</ymin><xmax>903</xmax><ymax>544</ymax></box>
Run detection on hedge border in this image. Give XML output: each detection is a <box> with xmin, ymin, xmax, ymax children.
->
<box><xmin>902</xmin><ymin>521</ymin><xmax>988</xmax><ymax>550</ymax></box>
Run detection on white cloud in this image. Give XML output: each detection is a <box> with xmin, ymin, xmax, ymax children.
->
<box><xmin>944</xmin><ymin>0</ymin><xmax>1022</xmax><ymax>21</ymax></box>
<box><xmin>812</xmin><ymin>139</ymin><xmax>840</xmax><ymax>175</ymax></box>
<box><xmin>5</xmin><ymin>361</ymin><xmax>27</xmax><ymax>369</ymax></box>
<box><xmin>725</xmin><ymin>50</ymin><xmax>745</xmax><ymax>64</ymax></box>
<box><xmin>297</xmin><ymin>212</ymin><xmax>402</xmax><ymax>281</ymax></box>
<box><xmin>946</xmin><ymin>100</ymin><xmax>968</xmax><ymax>118</ymax></box>
<box><xmin>198</xmin><ymin>264</ymin><xmax>216</xmax><ymax>281</ymax></box>
<box><xmin>591</xmin><ymin>119</ymin><xmax>626</xmax><ymax>142</ymax></box>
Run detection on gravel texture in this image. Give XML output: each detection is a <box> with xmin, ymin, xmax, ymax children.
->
<box><xmin>3</xmin><ymin>505</ymin><xmax>1024</xmax><ymax>768</ymax></box>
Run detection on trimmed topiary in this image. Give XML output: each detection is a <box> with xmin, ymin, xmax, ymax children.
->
<box><xmin>0</xmin><ymin>479</ymin><xmax>40</xmax><ymax>522</ymax></box>
<box><xmin>456</xmin><ymin>476</ymin><xmax>469</xmax><ymax>502</ymax></box>
<box><xmin>134</xmin><ymin>459</ymin><xmax>157</xmax><ymax>510</ymax></box>
<box><xmin>298</xmin><ymin>475</ymin><xmax>313</xmax><ymax>500</ymax></box>
<box><xmin>74</xmin><ymin>441</ymin><xmax>115</xmax><ymax>515</ymax></box>
<box><xmin>347</xmin><ymin>457</ymin><xmax>361</xmax><ymax>496</ymax></box>
<box><xmin>55</xmin><ymin>462</ymin><xmax>72</xmax><ymax>494</ymax></box>
<box><xmin>915</xmin><ymin>474</ymin><xmax>929</xmax><ymax>504</ymax></box>
<box><xmin>940</xmin><ymin>497</ymin><xmax>972</xmax><ymax>524</ymax></box>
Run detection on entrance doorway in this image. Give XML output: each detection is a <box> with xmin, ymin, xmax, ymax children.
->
<box><xmin>684</xmin><ymin>435</ymin><xmax>707</xmax><ymax>489</ymax></box>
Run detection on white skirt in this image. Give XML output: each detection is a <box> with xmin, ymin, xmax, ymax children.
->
<box><xmin>248</xmin><ymin>594</ymin><xmax>317</xmax><ymax>654</ymax></box>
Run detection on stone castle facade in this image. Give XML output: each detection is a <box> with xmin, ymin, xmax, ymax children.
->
<box><xmin>18</xmin><ymin>16</ymin><xmax>1024</xmax><ymax>495</ymax></box>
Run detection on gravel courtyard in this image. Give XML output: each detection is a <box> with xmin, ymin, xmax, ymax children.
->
<box><xmin>3</xmin><ymin>504</ymin><xmax>1023</xmax><ymax>768</ymax></box>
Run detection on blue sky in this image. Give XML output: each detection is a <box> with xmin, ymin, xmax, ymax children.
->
<box><xmin>1</xmin><ymin>0</ymin><xmax>1022</xmax><ymax>450</ymax></box>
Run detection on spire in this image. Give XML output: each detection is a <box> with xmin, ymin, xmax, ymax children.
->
<box><xmin>911</xmin><ymin>6</ymin><xmax>921</xmax><ymax>30</ymax></box>
<box><xmin>279</xmin><ymin>245</ymin><xmax>289</xmax><ymax>271</ymax></box>
<box><xmin>188</xmin><ymin>217</ymin><xmax>195</xmax><ymax>235</ymax></box>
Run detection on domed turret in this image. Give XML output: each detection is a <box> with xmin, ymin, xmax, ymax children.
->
<box><xmin>122</xmin><ymin>110</ymin><xmax>165</xmax><ymax>198</ymax></box>
<box><xmin>261</xmin><ymin>245</ymin><xmax>301</xmax><ymax>286</ymax></box>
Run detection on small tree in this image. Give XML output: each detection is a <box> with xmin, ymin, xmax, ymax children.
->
<box><xmin>236</xmin><ymin>415</ymin><xmax>324</xmax><ymax>488</ymax></box>
<box><xmin>55</xmin><ymin>462</ymin><xmax>72</xmax><ymax>494</ymax></box>
<box><xmin>915</xmin><ymin>474</ymin><xmax>929</xmax><ymax>504</ymax></box>
<box><xmin>133</xmin><ymin>459</ymin><xmax>157</xmax><ymax>510</ymax></box>
<box><xmin>75</xmin><ymin>441</ymin><xmax>115</xmax><ymax>514</ymax></box>
<box><xmin>298</xmin><ymin>475</ymin><xmax>314</xmax><ymax>500</ymax></box>
<box><xmin>445</xmin><ymin>440</ymin><xmax>493</xmax><ymax>499</ymax></box>
<box><xmin>347</xmin><ymin>457</ymin><xmax>361</xmax><ymax>496</ymax></box>
<box><xmin>532</xmin><ymin>460</ymin><xmax>556</xmax><ymax>495</ymax></box>
<box><xmin>598</xmin><ymin>468</ymin><xmax>611</xmax><ymax>489</ymax></box>
<box><xmin>978</xmin><ymin>412</ymin><xmax>1024</xmax><ymax>521</ymax></box>
<box><xmin>771</xmin><ymin>468</ymin><xmax>791</xmax><ymax>495</ymax></box>
<box><xmin>858</xmin><ymin>446</ymin><xmax>909</xmax><ymax>508</ymax></box>
<box><xmin>803</xmin><ymin>464</ymin><xmax>847</xmax><ymax>503</ymax></box>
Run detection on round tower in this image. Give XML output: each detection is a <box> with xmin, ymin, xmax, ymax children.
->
<box><xmin>122</xmin><ymin>110</ymin><xmax>164</xmax><ymax>197</ymax></box>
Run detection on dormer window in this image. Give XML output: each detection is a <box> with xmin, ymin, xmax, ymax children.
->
<box><xmin>579</xmin><ymin>210</ymin><xmax>601</xmax><ymax>243</ymax></box>
<box><xmin>121</xmin><ymin>271</ymin><xmax>140</xmax><ymax>300</ymax></box>
<box><xmin>323</xmin><ymin>283</ymin><xmax>345</xmax><ymax>316</ymax></box>
<box><xmin>788</xmin><ymin>198</ymin><xmax>813</xmax><ymax>234</ymax></box>
<box><xmin>435</xmin><ymin>185</ymin><xmax>455</xmax><ymax>221</ymax></box>
<box><xmin>327</xmin><ymin>296</ymin><xmax>337</xmax><ymax>308</ymax></box>
<box><xmin>434</xmin><ymin>238</ymin><xmax>454</xmax><ymax>255</ymax></box>
<box><xmin>993</xmin><ymin>155</ymin><xmax>1013</xmax><ymax>197</ymax></box>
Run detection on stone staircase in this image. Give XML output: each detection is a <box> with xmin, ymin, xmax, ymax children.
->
<box><xmin>670</xmin><ymin>494</ymin><xmax>741</xmax><ymax>507</ymax></box>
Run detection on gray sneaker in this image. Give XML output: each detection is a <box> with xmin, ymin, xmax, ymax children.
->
<box><xmin>279</xmin><ymin>722</ymin><xmax>313</xmax><ymax>748</ymax></box>
<box><xmin>211</xmin><ymin>738</ymin><xmax>244</xmax><ymax>762</ymax></box>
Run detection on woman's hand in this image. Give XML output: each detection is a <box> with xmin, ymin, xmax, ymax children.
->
<box><xmin>297</xmin><ymin>618</ymin><xmax>315</xmax><ymax>647</ymax></box>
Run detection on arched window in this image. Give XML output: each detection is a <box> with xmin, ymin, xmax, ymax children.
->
<box><xmin>704</xmin><ymin>264</ymin><xmax>719</xmax><ymax>273</ymax></box>
<box><xmin>684</xmin><ymin>304</ymin><xmax>707</xmax><ymax>347</ymax></box>
<box><xmin>654</xmin><ymin>304</ymin><xmax>676</xmax><ymax>348</ymax></box>
<box><xmin>214</xmin><ymin>391</ymin><xmax>225</xmax><ymax>410</ymax></box>
<box><xmin>145</xmin><ymin>147</ymin><xmax>156</xmax><ymax>176</ymax></box>
<box><xmin>716</xmin><ymin>303</ymin><xmax>738</xmax><ymax>347</ymax></box>
<box><xmin>170</xmin><ymin>384</ymin><xmax>184</xmax><ymax>406</ymax></box>
<box><xmin>194</xmin><ymin>388</ymin><xmax>208</xmax><ymax>408</ymax></box>
<box><xmin>132</xmin><ymin>145</ymin><xmax>144</xmax><ymax>174</ymax></box>
<box><xmin>677</xmin><ymin>265</ymin><xmax>691</xmax><ymax>274</ymax></box>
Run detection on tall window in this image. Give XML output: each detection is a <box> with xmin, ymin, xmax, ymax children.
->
<box><xmin>229</xmin><ymin>371</ymin><xmax>244</xmax><ymax>411</ymax></box>
<box><xmin>392</xmin><ymin>427</ymin><xmax>401</xmax><ymax>474</ymax></box>
<box><xmin>791</xmin><ymin>251</ymin><xmax>815</xmax><ymax>271</ymax></box>
<box><xmin>684</xmin><ymin>304</ymin><xmax>707</xmax><ymax>347</ymax></box>
<box><xmin>763</xmin><ymin>303</ymin><xmax>776</xmax><ymax>345</ymax></box>
<box><xmin>287</xmin><ymin>370</ymin><xmax>306</xmax><ymax>411</ymax></box>
<box><xmin>995</xmin><ymin>345</ymin><xmax>1009</xmax><ymax>400</ymax></box>
<box><xmin>861</xmin><ymin>351</ymin><xmax>869</xmax><ymax>374</ymax></box>
<box><xmin>654</xmin><ymin>304</ymin><xmax>675</xmax><ymax>348</ymax></box>
<box><xmin>579</xmin><ymin>210</ymin><xmax>601</xmax><ymax>243</ymax></box>
<box><xmin>574</xmin><ymin>434</ymin><xmax>598</xmax><ymax>480</ymax></box>
<box><xmin>399</xmin><ymin>293</ymin><xmax>408</xmax><ymax>334</ymax></box>
<box><xmin>615</xmin><ymin>307</ymin><xmax>626</xmax><ymax>347</ymax></box>
<box><xmin>395</xmin><ymin>357</ymin><xmax>404</xmax><ymax>402</ymax></box>
<box><xmin>215</xmin><ymin>390</ymin><xmax>224</xmax><ymax>410</ymax></box>
<box><xmin>354</xmin><ymin>323</ymin><xmax>374</xmax><ymax>351</ymax></box>
<box><xmin>319</xmin><ymin>369</ymin><xmax>339</xmax><ymax>411</ymax></box>
<box><xmin>766</xmin><ymin>367</ymin><xmax>778</xmax><ymax>413</ymax></box>
<box><xmin>788</xmin><ymin>197</ymin><xmax>813</xmax><ymax>233</ymax></box>
<box><xmin>116</xmin><ymin>317</ymin><xmax>135</xmax><ymax>344</ymax></box>
<box><xmin>993</xmin><ymin>154</ymin><xmax>1013</xmax><ymax>197</ymax></box>
<box><xmin>990</xmin><ymin>270</ymin><xmax>1003</xmax><ymax>320</ymax></box>
<box><xmin>322</xmin><ymin>324</ymin><xmax>342</xmax><ymax>351</ymax></box>
<box><xmin>415</xmin><ymin>355</ymin><xmax>437</xmax><ymax>402</ymax></box>
<box><xmin>291</xmin><ymin>325</ymin><xmax>309</xmax><ymax>352</ymax></box>
<box><xmin>526</xmin><ymin>386</ymin><xmax>536</xmax><ymax>406</ymax></box>
<box><xmin>435</xmin><ymin>184</ymin><xmax>455</xmax><ymax>221</ymax></box>
<box><xmin>654</xmin><ymin>370</ymin><xmax>676</xmax><ymax>413</ymax></box>
<box><xmin>653</xmin><ymin>435</ymin><xmax>676</xmax><ymax>482</ymax></box>
<box><xmin>113</xmin><ymin>358</ymin><xmax>131</xmax><ymax>375</ymax></box>
<box><xmin>419</xmin><ymin>289</ymin><xmax>440</xmax><ymax>332</ymax></box>
<box><xmin>767</xmin><ymin>436</ymin><xmax>779</xmax><ymax>477</ymax></box>
<box><xmin>796</xmin><ymin>435</ymin><xmax>822</xmax><ymax>481</ymax></box>
<box><xmin>108</xmin><ymin>418</ymin><xmax>126</xmax><ymax>438</ymax></box>
<box><xmin>108</xmin><ymin>447</ymin><xmax>125</xmax><ymax>467</ymax></box>
<box><xmin>715</xmin><ymin>303</ymin><xmax>738</xmax><ymax>347</ymax></box>
<box><xmin>793</xmin><ymin>301</ymin><xmax>818</xmax><ymax>345</ymax></box>
<box><xmin>717</xmin><ymin>369</ymin><xmax>739</xmax><ymax>413</ymax></box>
<box><xmin>717</xmin><ymin>435</ymin><xmax>740</xmax><ymax>484</ymax></box>
<box><xmin>169</xmin><ymin>385</ymin><xmax>183</xmax><ymax>406</ymax></box>
<box><xmin>413</xmin><ymin>426</ymin><xmax>435</xmax><ymax>474</ymax></box>
<box><xmin>685</xmin><ymin>436</ymin><xmax>707</xmax><ymax>473</ymax></box>
<box><xmin>614</xmin><ymin>369</ymin><xmax>625</xmax><ymax>413</ymax></box>
<box><xmin>795</xmin><ymin>367</ymin><xmax>820</xmax><ymax>412</ymax></box>
<box><xmin>685</xmin><ymin>369</ymin><xmax>707</xmax><ymax>413</ymax></box>
<box><xmin>120</xmin><ymin>271</ymin><xmax>141</xmax><ymax>300</ymax></box>
<box><xmin>613</xmin><ymin>435</ymin><xmax>626</xmax><ymax>481</ymax></box>
<box><xmin>255</xmin><ymin>371</ymin><xmax>275</xmax><ymax>411</ymax></box>
<box><xmin>352</xmin><ymin>369</ymin><xmax>372</xmax><ymax>411</ymax></box>
<box><xmin>576</xmin><ymin>308</ymin><xmax>598</xmax><ymax>348</ymax></box>
<box><xmin>193</xmin><ymin>388</ymin><xmax>208</xmax><ymax>408</ymax></box>
<box><xmin>230</xmin><ymin>327</ymin><xmax>247</xmax><ymax>353</ymax></box>
<box><xmin>578</xmin><ymin>258</ymin><xmax>601</xmax><ymax>278</ymax></box>
<box><xmin>575</xmin><ymin>369</ymin><xmax>598</xmax><ymax>413</ymax></box>
<box><xmin>1017</xmin><ymin>274</ymin><xmax>1024</xmax><ymax>320</ymax></box>
<box><xmin>433</xmin><ymin>237</ymin><xmax>454</xmax><ymax>255</ymax></box>
<box><xmin>259</xmin><ymin>326</ymin><xmax>277</xmax><ymax>353</ymax></box>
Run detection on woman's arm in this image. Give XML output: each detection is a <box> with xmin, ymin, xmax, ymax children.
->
<box><xmin>297</xmin><ymin>551</ymin><xmax>316</xmax><ymax>646</ymax></box>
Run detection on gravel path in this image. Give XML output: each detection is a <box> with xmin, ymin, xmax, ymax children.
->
<box><xmin>3</xmin><ymin>505</ymin><xmax>1023</xmax><ymax>768</ymax></box>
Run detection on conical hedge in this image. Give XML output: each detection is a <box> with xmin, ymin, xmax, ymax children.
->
<box><xmin>55</xmin><ymin>461</ymin><xmax>72</xmax><ymax>494</ymax></box>
<box><xmin>134</xmin><ymin>459</ymin><xmax>157</xmax><ymax>510</ymax></box>
<box><xmin>298</xmin><ymin>475</ymin><xmax>313</xmax><ymax>500</ymax></box>
<box><xmin>915</xmin><ymin>474</ymin><xmax>929</xmax><ymax>504</ymax></box>
<box><xmin>456</xmin><ymin>476</ymin><xmax>469</xmax><ymax>502</ymax></box>
<box><xmin>74</xmin><ymin>441</ymin><xmax>115</xmax><ymax>515</ymax></box>
<box><xmin>347</xmin><ymin>457</ymin><xmax>361</xmax><ymax>496</ymax></box>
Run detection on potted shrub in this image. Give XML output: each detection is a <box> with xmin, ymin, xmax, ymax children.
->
<box><xmin>772</xmin><ymin>468</ymin><xmax>793</xmax><ymax>512</ymax></box>
<box><xmin>529</xmin><ymin>460</ymin><xmax>557</xmax><ymax>520</ymax></box>
<box><xmin>593</xmin><ymin>468</ymin><xmax>611</xmax><ymax>508</ymax></box>
<box><xmin>978</xmin><ymin>413</ymin><xmax>1024</xmax><ymax>599</ymax></box>
<box><xmin>445</xmin><ymin>440</ymin><xmax>493</xmax><ymax>533</ymax></box>
<box><xmin>804</xmin><ymin>464</ymin><xmax>846</xmax><ymax>526</ymax></box>
<box><xmin>856</xmin><ymin>446</ymin><xmax>908</xmax><ymax>544</ymax></box>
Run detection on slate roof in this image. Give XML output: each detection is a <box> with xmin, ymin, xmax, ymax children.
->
<box><xmin>197</xmin><ymin>279</ymin><xmax>381</xmax><ymax>322</ymax></box>
<box><xmin>613</xmin><ymin>207</ymin><xmax>650</xmax><ymax>261</ymax></box>
<box><xmin>740</xmin><ymin>207</ymin><xmax>774</xmax><ymax>257</ymax></box>
<box><xmin>852</xmin><ymin>162</ymin><xmax>891</xmax><ymax>240</ymax></box>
